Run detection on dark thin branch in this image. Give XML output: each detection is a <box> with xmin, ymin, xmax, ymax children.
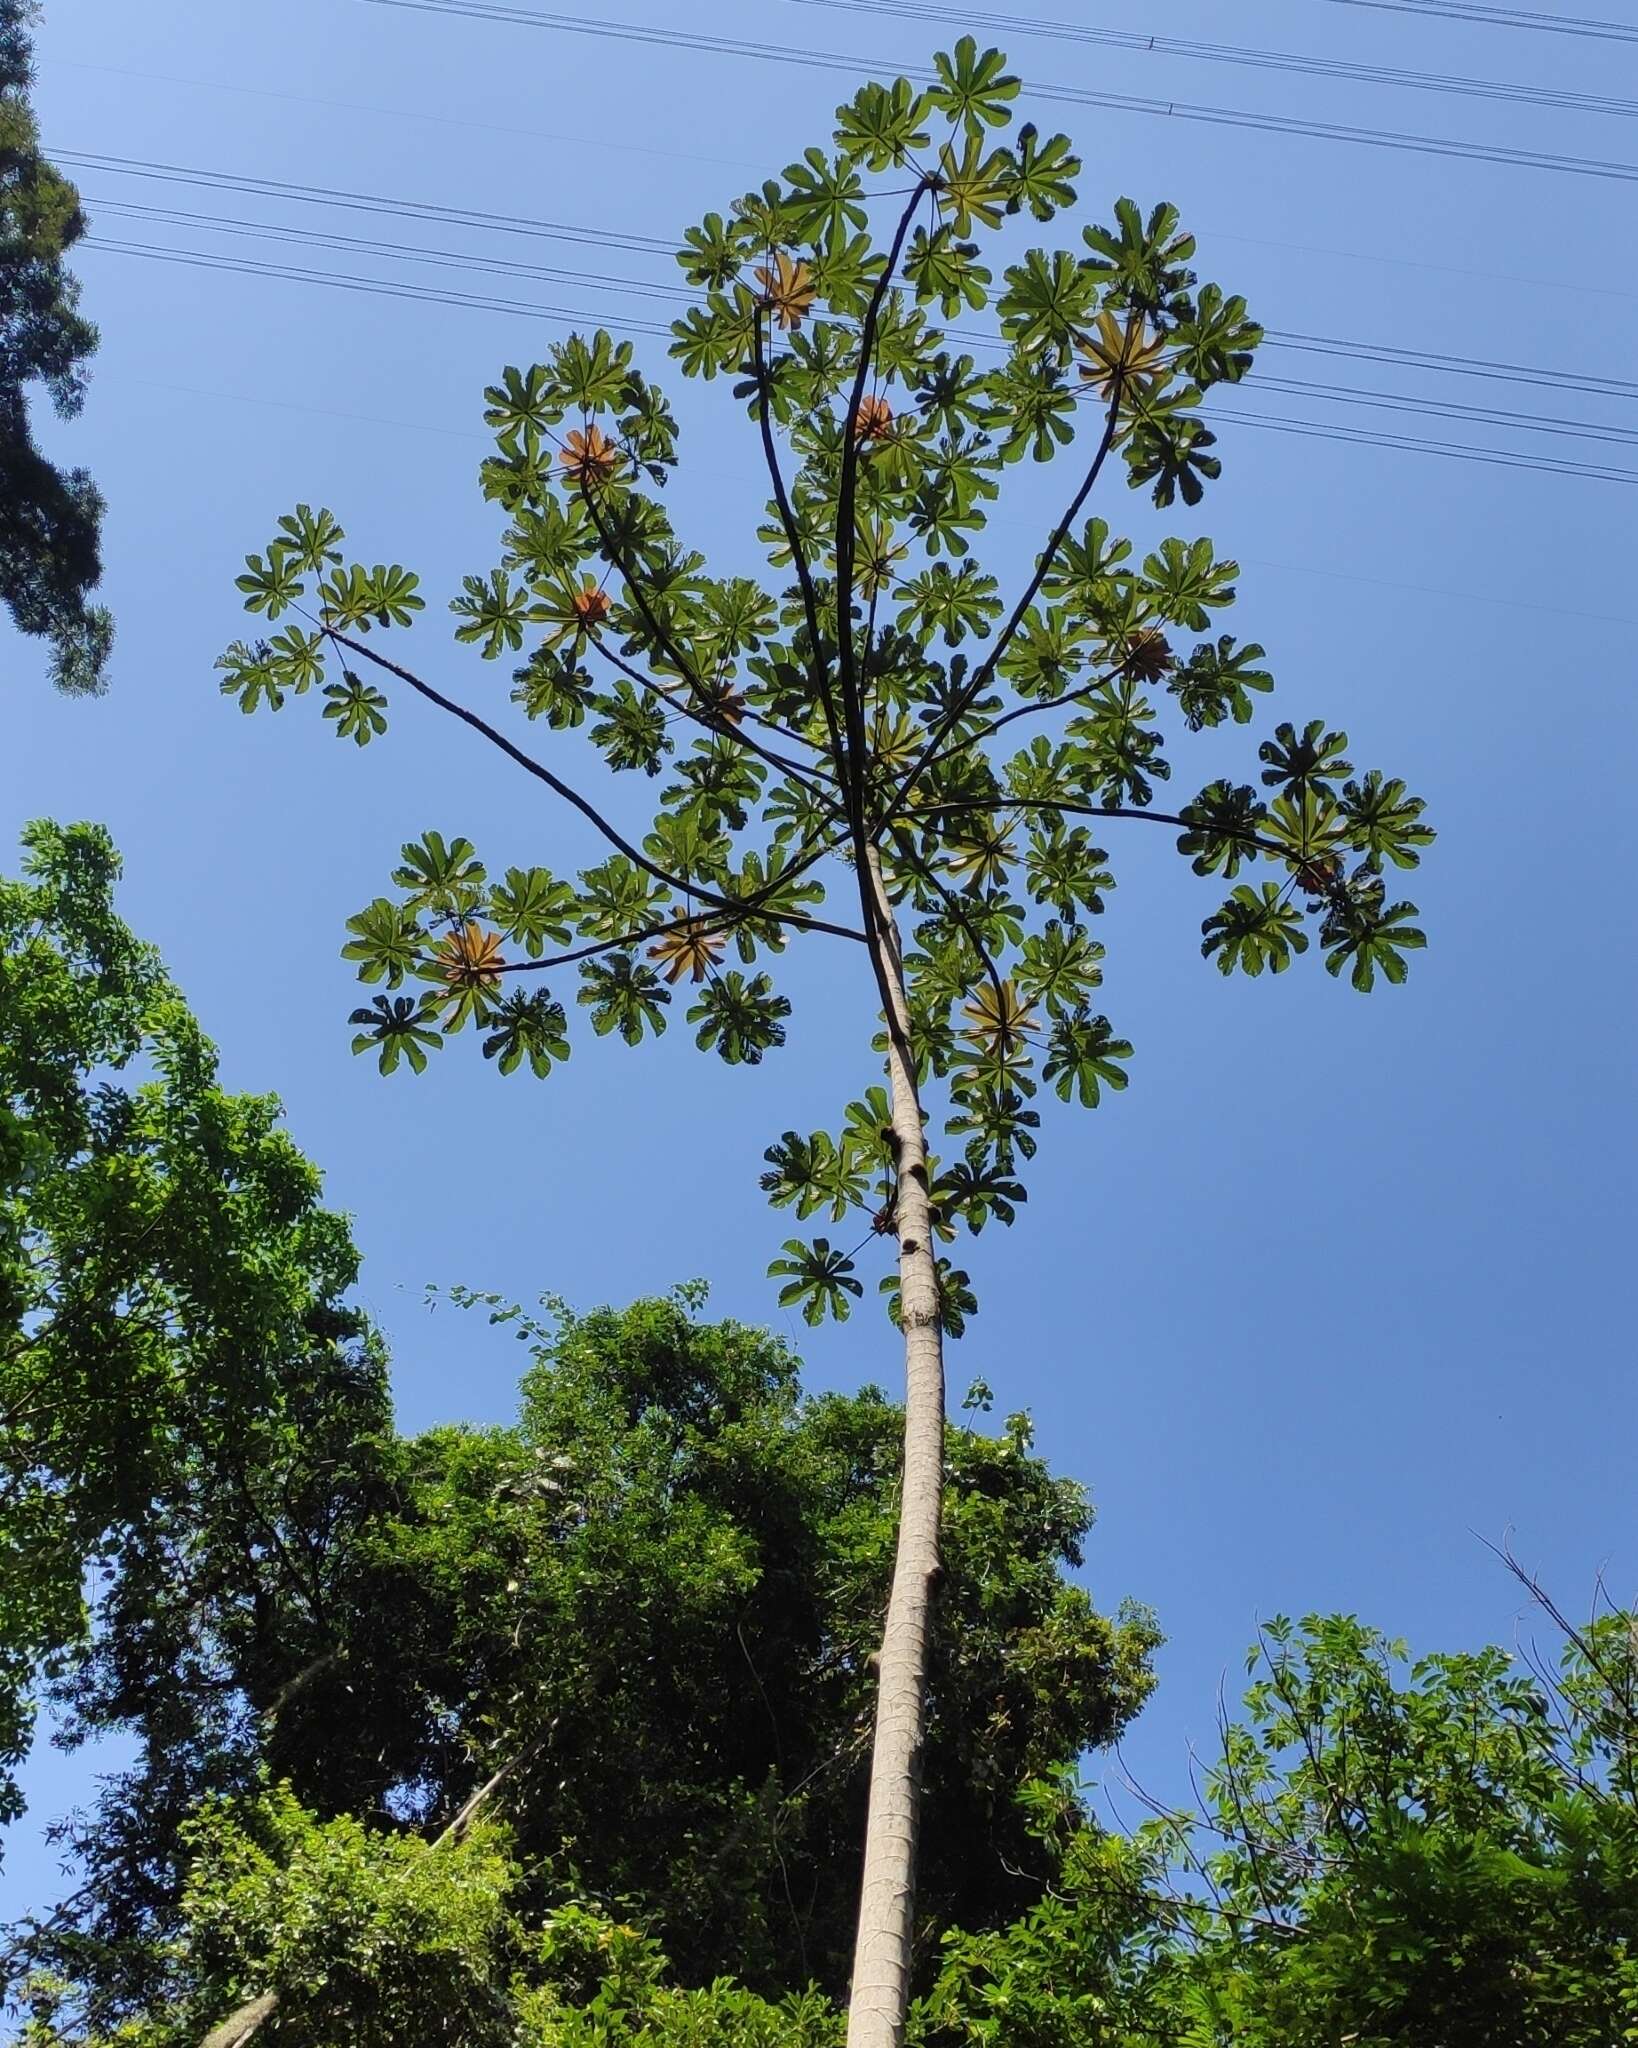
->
<box><xmin>886</xmin><ymin>828</ymin><xmax>1009</xmax><ymax>1026</ymax></box>
<box><xmin>904</xmin><ymin>793</ymin><xmax>1293</xmax><ymax>866</ymax></box>
<box><xmin>875</xmin><ymin>382</ymin><xmax>1126</xmax><ymax>837</ymax></box>
<box><xmin>586</xmin><ymin>633</ymin><xmax>841</xmax><ymax>801</ymax></box>
<box><xmin>831</xmin><ymin>180</ymin><xmax>934</xmax><ymax>1059</ymax></box>
<box><xmin>322</xmin><ymin>625</ymin><xmax>853</xmax><ymax>941</ymax></box>
<box><xmin>750</xmin><ymin>304</ymin><xmax>847</xmax><ymax>784</ymax></box>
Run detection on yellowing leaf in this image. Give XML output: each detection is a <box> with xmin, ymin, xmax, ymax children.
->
<box><xmin>559</xmin><ymin>424</ymin><xmax>621</xmax><ymax>488</ymax></box>
<box><xmin>648</xmin><ymin>919</ymin><xmax>727</xmax><ymax>984</ymax></box>
<box><xmin>754</xmin><ymin>249</ymin><xmax>817</xmax><ymax>332</ymax></box>
<box><xmin>1075</xmin><ymin>311</ymin><xmax>1169</xmax><ymax>404</ymax></box>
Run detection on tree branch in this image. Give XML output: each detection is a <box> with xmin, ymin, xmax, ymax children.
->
<box><xmin>874</xmin><ymin>384</ymin><xmax>1126</xmax><ymax>836</ymax></box>
<box><xmin>586</xmin><ymin>633</ymin><xmax>841</xmax><ymax>804</ymax></box>
<box><xmin>750</xmin><ymin>304</ymin><xmax>847</xmax><ymax>785</ymax></box>
<box><xmin>322</xmin><ymin>625</ymin><xmax>852</xmax><ymax>941</ymax></box>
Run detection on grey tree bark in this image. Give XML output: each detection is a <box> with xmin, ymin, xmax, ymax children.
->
<box><xmin>845</xmin><ymin>850</ymin><xmax>947</xmax><ymax>2048</ymax></box>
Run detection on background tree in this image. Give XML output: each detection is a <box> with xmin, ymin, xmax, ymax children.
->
<box><xmin>23</xmin><ymin>1576</ymin><xmax>1633</xmax><ymax>2047</ymax></box>
<box><xmin>0</xmin><ymin>819</ymin><xmax>382</xmax><ymax>1973</ymax></box>
<box><xmin>17</xmin><ymin>1284</ymin><xmax>1156</xmax><ymax>2037</ymax></box>
<box><xmin>217</xmin><ymin>39</ymin><xmax>1432</xmax><ymax>2044</ymax></box>
<box><xmin>922</xmin><ymin>1575</ymin><xmax>1638</xmax><ymax>2047</ymax></box>
<box><xmin>0</xmin><ymin>0</ymin><xmax>111</xmax><ymax>693</ymax></box>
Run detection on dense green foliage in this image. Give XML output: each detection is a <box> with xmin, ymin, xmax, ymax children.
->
<box><xmin>20</xmin><ymin>1593</ymin><xmax>1637</xmax><ymax>2045</ymax></box>
<box><xmin>17</xmin><ymin>1283</ymin><xmax>1156</xmax><ymax>2028</ymax></box>
<box><xmin>218</xmin><ymin>38</ymin><xmax>1430</xmax><ymax>1332</ymax></box>
<box><xmin>1</xmin><ymin>0</ymin><xmax>111</xmax><ymax>692</ymax></box>
<box><xmin>0</xmin><ymin>821</ymin><xmax>375</xmax><ymax>1872</ymax></box>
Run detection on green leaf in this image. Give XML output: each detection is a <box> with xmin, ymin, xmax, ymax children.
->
<box><xmin>451</xmin><ymin>569</ymin><xmax>536</xmax><ymax>659</ymax></box>
<box><xmin>768</xmin><ymin>1237</ymin><xmax>862</xmax><ymax>1325</ymax></box>
<box><xmin>392</xmin><ymin>832</ymin><xmax>486</xmax><ymax>918</ymax></box>
<box><xmin>1201</xmin><ymin>883</ymin><xmax>1309</xmax><ymax>977</ymax></box>
<box><xmin>1259</xmin><ymin>718</ymin><xmax>1353</xmax><ymax>796</ymax></box>
<box><xmin>487</xmin><ymin>867</ymin><xmax>578</xmax><ymax>957</ymax></box>
<box><xmin>926</xmin><ymin>37</ymin><xmax>1020</xmax><ymax>142</ymax></box>
<box><xmin>1339</xmin><ymin>771</ymin><xmax>1435</xmax><ymax>871</ymax></box>
<box><xmin>576</xmin><ymin>953</ymin><xmax>671</xmax><ymax>1044</ymax></box>
<box><xmin>1041</xmin><ymin>1010</ymin><xmax>1131</xmax><ymax>1106</ymax></box>
<box><xmin>236</xmin><ymin>547</ymin><xmax>303</xmax><ymax>620</ymax></box>
<box><xmin>272</xmin><ymin>503</ymin><xmax>346</xmax><ymax>572</ymax></box>
<box><xmin>1176</xmin><ymin>781</ymin><xmax>1267</xmax><ymax>878</ymax></box>
<box><xmin>342</xmin><ymin>898</ymin><xmax>425</xmax><ymax>987</ymax></box>
<box><xmin>1005</xmin><ymin>123</ymin><xmax>1079</xmax><ymax>221</ymax></box>
<box><xmin>880</xmin><ymin>1257</ymin><xmax>977</xmax><ymax>1337</ymax></box>
<box><xmin>480</xmin><ymin>988</ymin><xmax>570</xmax><ymax>1076</ymax></box>
<box><xmin>686</xmin><ymin>970</ymin><xmax>791</xmax><ymax>1065</ymax></box>
<box><xmin>322</xmin><ymin>671</ymin><xmax>389</xmax><ymax>745</ymax></box>
<box><xmin>348</xmin><ymin>994</ymin><xmax>443</xmax><ymax>1075</ymax></box>
<box><xmin>833</xmin><ymin>76</ymin><xmax>930</xmax><ymax>169</ymax></box>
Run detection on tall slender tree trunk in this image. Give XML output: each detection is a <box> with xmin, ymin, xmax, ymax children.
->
<box><xmin>846</xmin><ymin>851</ymin><xmax>947</xmax><ymax>2048</ymax></box>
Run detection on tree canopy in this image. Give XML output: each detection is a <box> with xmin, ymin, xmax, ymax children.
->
<box><xmin>0</xmin><ymin>1</ymin><xmax>111</xmax><ymax>693</ymax></box>
<box><xmin>0</xmin><ymin>819</ymin><xmax>379</xmax><ymax>1923</ymax></box>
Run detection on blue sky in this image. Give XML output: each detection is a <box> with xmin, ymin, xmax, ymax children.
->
<box><xmin>5</xmin><ymin>0</ymin><xmax>1636</xmax><ymax>1929</ymax></box>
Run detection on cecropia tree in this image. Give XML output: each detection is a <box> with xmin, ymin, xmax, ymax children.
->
<box><xmin>219</xmin><ymin>39</ymin><xmax>1432</xmax><ymax>2046</ymax></box>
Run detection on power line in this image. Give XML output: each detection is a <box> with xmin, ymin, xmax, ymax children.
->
<box><xmin>361</xmin><ymin>0</ymin><xmax>1638</xmax><ymax>186</ymax></box>
<box><xmin>89</xmin><ymin>199</ymin><xmax>1638</xmax><ymax>449</ymax></box>
<box><xmin>1320</xmin><ymin>0</ymin><xmax>1638</xmax><ymax>43</ymax></box>
<box><xmin>783</xmin><ymin>0</ymin><xmax>1638</xmax><ymax>118</ymax></box>
<box><xmin>83</xmin><ymin>236</ymin><xmax>1638</xmax><ymax>485</ymax></box>
<box><xmin>66</xmin><ymin>153</ymin><xmax>1638</xmax><ymax>407</ymax></box>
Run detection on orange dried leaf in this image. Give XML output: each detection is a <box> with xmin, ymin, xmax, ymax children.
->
<box><xmin>1075</xmin><ymin>310</ymin><xmax>1169</xmax><ymax>403</ymax></box>
<box><xmin>1123</xmin><ymin>627</ymin><xmax>1173</xmax><ymax>683</ymax></box>
<box><xmin>853</xmin><ymin>393</ymin><xmax>894</xmax><ymax>442</ymax></box>
<box><xmin>754</xmin><ymin>248</ymin><xmax>817</xmax><ymax>331</ymax></box>
<box><xmin>648</xmin><ymin>919</ymin><xmax>726</xmax><ymax>984</ymax></box>
<box><xmin>572</xmin><ymin>584</ymin><xmax>612</xmax><ymax>628</ymax></box>
<box><xmin>559</xmin><ymin>424</ymin><xmax>620</xmax><ymax>488</ymax></box>
<box><xmin>435</xmin><ymin>921</ymin><xmax>507</xmax><ymax>990</ymax></box>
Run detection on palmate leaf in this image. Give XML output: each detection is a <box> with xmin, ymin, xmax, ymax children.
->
<box><xmin>935</xmin><ymin>134</ymin><xmax>1015</xmax><ymax>237</ymax></box>
<box><xmin>1041</xmin><ymin>1010</ymin><xmax>1131</xmax><ymax>1106</ymax></box>
<box><xmin>1081</xmin><ymin>196</ymin><xmax>1197</xmax><ymax>312</ymax></box>
<box><xmin>487</xmin><ymin>867</ymin><xmax>578</xmax><ymax>957</ymax></box>
<box><xmin>769</xmin><ymin>1236</ymin><xmax>863</xmax><ymax>1325</ymax></box>
<box><xmin>1259</xmin><ymin>718</ymin><xmax>1352</xmax><ymax>795</ymax></box>
<box><xmin>1176</xmin><ymin>781</ymin><xmax>1267</xmax><ymax>878</ymax></box>
<box><xmin>1006</xmin><ymin>122</ymin><xmax>1079</xmax><ymax>221</ymax></box>
<box><xmin>1339</xmin><ymin>770</ymin><xmax>1435</xmax><ymax>870</ymax></box>
<box><xmin>932</xmin><ymin>1155</ymin><xmax>1025</xmax><ymax>1233</ymax></box>
<box><xmin>1201</xmin><ymin>883</ymin><xmax>1310</xmax><ymax>977</ymax></box>
<box><xmin>905</xmin><ymin>225</ymin><xmax>992</xmax><ymax>321</ymax></box>
<box><xmin>348</xmin><ymin>994</ymin><xmax>443</xmax><ymax>1075</ymax></box>
<box><xmin>779</xmin><ymin>147</ymin><xmax>868</xmax><ymax>241</ymax></box>
<box><xmin>451</xmin><ymin>568</ymin><xmax>537</xmax><ymax>659</ymax></box>
<box><xmin>273</xmin><ymin>502</ymin><xmax>346</xmax><ymax>572</ymax></box>
<box><xmin>343</xmin><ymin>898</ymin><xmax>425</xmax><ymax>987</ymax></box>
<box><xmin>322</xmin><ymin>671</ymin><xmax>388</xmax><ymax>745</ymax></box>
<box><xmin>480</xmin><ymin>988</ymin><xmax>570</xmax><ymax>1077</ymax></box>
<box><xmin>687</xmin><ymin>970</ymin><xmax>791</xmax><ymax>1065</ymax></box>
<box><xmin>760</xmin><ymin>1129</ymin><xmax>870</xmax><ymax>1221</ymax></box>
<box><xmin>1123</xmin><ymin>407</ymin><xmax>1220</xmax><ymax>509</ymax></box>
<box><xmin>577</xmin><ymin>953</ymin><xmax>670</xmax><ymax>1044</ymax></box>
<box><xmin>926</xmin><ymin>37</ymin><xmax>1020</xmax><ymax>142</ymax></box>
<box><xmin>1170</xmin><ymin>635</ymin><xmax>1272</xmax><ymax>731</ymax></box>
<box><xmin>234</xmin><ymin>548</ymin><xmax>303</xmax><ymax>620</ymax></box>
<box><xmin>392</xmin><ymin>832</ymin><xmax>485</xmax><ymax>918</ymax></box>
<box><xmin>833</xmin><ymin>76</ymin><xmax>931</xmax><ymax>170</ymax></box>
<box><xmin>998</xmin><ymin>247</ymin><xmax>1098</xmax><ymax>364</ymax></box>
<box><xmin>1321</xmin><ymin>888</ymin><xmax>1427</xmax><ymax>992</ymax></box>
<box><xmin>318</xmin><ymin>561</ymin><xmax>424</xmax><ymax>631</ymax></box>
